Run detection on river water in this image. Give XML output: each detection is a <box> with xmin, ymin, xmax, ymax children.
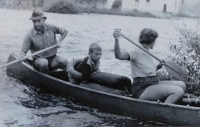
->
<box><xmin>0</xmin><ymin>9</ymin><xmax>197</xmax><ymax>126</ymax></box>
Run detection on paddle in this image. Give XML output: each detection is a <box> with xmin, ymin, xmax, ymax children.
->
<box><xmin>1</xmin><ymin>44</ymin><xmax>58</xmax><ymax>69</ymax></box>
<box><xmin>120</xmin><ymin>33</ymin><xmax>188</xmax><ymax>83</ymax></box>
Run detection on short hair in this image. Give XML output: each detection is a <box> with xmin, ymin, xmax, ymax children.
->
<box><xmin>139</xmin><ymin>28</ymin><xmax>158</xmax><ymax>45</ymax></box>
<box><xmin>89</xmin><ymin>43</ymin><xmax>102</xmax><ymax>53</ymax></box>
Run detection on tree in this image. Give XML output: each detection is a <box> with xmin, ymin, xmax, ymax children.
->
<box><xmin>32</xmin><ymin>0</ymin><xmax>36</xmax><ymax>7</ymax></box>
<box><xmin>75</xmin><ymin>0</ymin><xmax>107</xmax><ymax>8</ymax></box>
<box><xmin>112</xmin><ymin>0</ymin><xmax>122</xmax><ymax>10</ymax></box>
<box><xmin>37</xmin><ymin>0</ymin><xmax>44</xmax><ymax>7</ymax></box>
<box><xmin>32</xmin><ymin>0</ymin><xmax>43</xmax><ymax>7</ymax></box>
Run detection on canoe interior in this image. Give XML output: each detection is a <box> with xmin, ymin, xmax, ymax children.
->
<box><xmin>24</xmin><ymin>58</ymin><xmax>200</xmax><ymax>106</ymax></box>
<box><xmin>9</xmin><ymin>56</ymin><xmax>124</xmax><ymax>96</ymax></box>
<box><xmin>25</xmin><ymin>59</ymin><xmax>70</xmax><ymax>82</ymax></box>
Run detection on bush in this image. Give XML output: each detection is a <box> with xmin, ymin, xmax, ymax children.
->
<box><xmin>76</xmin><ymin>7</ymin><xmax>156</xmax><ymax>18</ymax></box>
<box><xmin>45</xmin><ymin>0</ymin><xmax>78</xmax><ymax>14</ymax></box>
<box><xmin>44</xmin><ymin>0</ymin><xmax>156</xmax><ymax>18</ymax></box>
<box><xmin>111</xmin><ymin>0</ymin><xmax>122</xmax><ymax>10</ymax></box>
<box><xmin>169</xmin><ymin>20</ymin><xmax>200</xmax><ymax>95</ymax></box>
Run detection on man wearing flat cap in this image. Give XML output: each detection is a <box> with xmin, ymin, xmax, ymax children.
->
<box><xmin>20</xmin><ymin>8</ymin><xmax>68</xmax><ymax>73</ymax></box>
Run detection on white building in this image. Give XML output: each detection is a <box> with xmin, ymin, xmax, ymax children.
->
<box><xmin>42</xmin><ymin>0</ymin><xmax>200</xmax><ymax>16</ymax></box>
<box><xmin>120</xmin><ymin>0</ymin><xmax>200</xmax><ymax>16</ymax></box>
<box><xmin>121</xmin><ymin>0</ymin><xmax>182</xmax><ymax>14</ymax></box>
<box><xmin>179</xmin><ymin>0</ymin><xmax>200</xmax><ymax>16</ymax></box>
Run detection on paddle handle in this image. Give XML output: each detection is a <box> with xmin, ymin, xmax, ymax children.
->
<box><xmin>120</xmin><ymin>34</ymin><xmax>162</xmax><ymax>63</ymax></box>
<box><xmin>1</xmin><ymin>44</ymin><xmax>58</xmax><ymax>69</ymax></box>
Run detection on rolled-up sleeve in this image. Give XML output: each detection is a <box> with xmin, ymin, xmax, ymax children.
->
<box><xmin>48</xmin><ymin>24</ymin><xmax>67</xmax><ymax>35</ymax></box>
<box><xmin>127</xmin><ymin>49</ymin><xmax>137</xmax><ymax>61</ymax></box>
<box><xmin>21</xmin><ymin>34</ymin><xmax>32</xmax><ymax>53</ymax></box>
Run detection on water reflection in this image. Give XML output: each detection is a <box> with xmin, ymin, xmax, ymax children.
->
<box><xmin>17</xmin><ymin>82</ymin><xmax>167</xmax><ymax>127</ymax></box>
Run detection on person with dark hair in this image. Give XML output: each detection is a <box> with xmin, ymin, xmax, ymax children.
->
<box><xmin>113</xmin><ymin>28</ymin><xmax>186</xmax><ymax>104</ymax></box>
<box><xmin>20</xmin><ymin>8</ymin><xmax>68</xmax><ymax>73</ymax></box>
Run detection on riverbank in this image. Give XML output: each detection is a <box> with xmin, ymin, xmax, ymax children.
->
<box><xmin>1</xmin><ymin>0</ymin><xmax>198</xmax><ymax>19</ymax></box>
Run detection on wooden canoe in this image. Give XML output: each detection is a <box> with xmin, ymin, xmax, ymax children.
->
<box><xmin>6</xmin><ymin>54</ymin><xmax>200</xmax><ymax>126</ymax></box>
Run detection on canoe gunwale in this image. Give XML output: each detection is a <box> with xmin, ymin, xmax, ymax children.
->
<box><xmin>6</xmin><ymin>54</ymin><xmax>200</xmax><ymax>126</ymax></box>
<box><xmin>11</xmin><ymin>56</ymin><xmax>200</xmax><ymax>111</ymax></box>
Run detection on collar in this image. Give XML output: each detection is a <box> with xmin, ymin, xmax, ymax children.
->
<box><xmin>88</xmin><ymin>56</ymin><xmax>95</xmax><ymax>65</ymax></box>
<box><xmin>139</xmin><ymin>43</ymin><xmax>149</xmax><ymax>51</ymax></box>
<box><xmin>88</xmin><ymin>56</ymin><xmax>98</xmax><ymax>66</ymax></box>
<box><xmin>32</xmin><ymin>25</ymin><xmax>48</xmax><ymax>36</ymax></box>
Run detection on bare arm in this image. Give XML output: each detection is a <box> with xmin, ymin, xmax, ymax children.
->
<box><xmin>19</xmin><ymin>44</ymin><xmax>28</xmax><ymax>62</ymax></box>
<box><xmin>113</xmin><ymin>28</ymin><xmax>130</xmax><ymax>61</ymax></box>
<box><xmin>49</xmin><ymin>24</ymin><xmax>68</xmax><ymax>46</ymax></box>
<box><xmin>114</xmin><ymin>39</ymin><xmax>130</xmax><ymax>60</ymax></box>
<box><xmin>20</xmin><ymin>34</ymin><xmax>31</xmax><ymax>57</ymax></box>
<box><xmin>58</xmin><ymin>29</ymin><xmax>68</xmax><ymax>43</ymax></box>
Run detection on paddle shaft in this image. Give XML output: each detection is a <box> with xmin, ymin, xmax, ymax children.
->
<box><xmin>120</xmin><ymin>34</ymin><xmax>182</xmax><ymax>75</ymax></box>
<box><xmin>1</xmin><ymin>44</ymin><xmax>58</xmax><ymax>69</ymax></box>
<box><xmin>121</xmin><ymin>34</ymin><xmax>162</xmax><ymax>62</ymax></box>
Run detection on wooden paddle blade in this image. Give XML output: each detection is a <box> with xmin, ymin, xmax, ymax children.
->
<box><xmin>164</xmin><ymin>61</ymin><xmax>188</xmax><ymax>83</ymax></box>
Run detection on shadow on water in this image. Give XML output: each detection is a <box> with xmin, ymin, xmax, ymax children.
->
<box><xmin>17</xmin><ymin>81</ymin><xmax>168</xmax><ymax>127</ymax></box>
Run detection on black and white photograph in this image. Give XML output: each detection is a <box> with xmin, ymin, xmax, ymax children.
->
<box><xmin>0</xmin><ymin>0</ymin><xmax>200</xmax><ymax>126</ymax></box>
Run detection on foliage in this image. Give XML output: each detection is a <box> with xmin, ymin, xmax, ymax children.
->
<box><xmin>45</xmin><ymin>0</ymin><xmax>78</xmax><ymax>14</ymax></box>
<box><xmin>111</xmin><ymin>0</ymin><xmax>122</xmax><ymax>10</ymax></box>
<box><xmin>77</xmin><ymin>0</ymin><xmax>107</xmax><ymax>4</ymax></box>
<box><xmin>169</xmin><ymin>20</ymin><xmax>200</xmax><ymax>95</ymax></box>
<box><xmin>44</xmin><ymin>0</ymin><xmax>156</xmax><ymax>18</ymax></box>
<box><xmin>77</xmin><ymin>7</ymin><xmax>156</xmax><ymax>18</ymax></box>
<box><xmin>32</xmin><ymin>0</ymin><xmax>44</xmax><ymax>7</ymax></box>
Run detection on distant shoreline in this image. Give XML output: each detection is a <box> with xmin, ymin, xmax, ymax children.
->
<box><xmin>0</xmin><ymin>1</ymin><xmax>198</xmax><ymax>20</ymax></box>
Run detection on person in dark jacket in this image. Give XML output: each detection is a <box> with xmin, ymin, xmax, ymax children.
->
<box><xmin>68</xmin><ymin>43</ymin><xmax>101</xmax><ymax>84</ymax></box>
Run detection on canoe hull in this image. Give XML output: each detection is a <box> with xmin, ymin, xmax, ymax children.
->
<box><xmin>6</xmin><ymin>54</ymin><xmax>200</xmax><ymax>126</ymax></box>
